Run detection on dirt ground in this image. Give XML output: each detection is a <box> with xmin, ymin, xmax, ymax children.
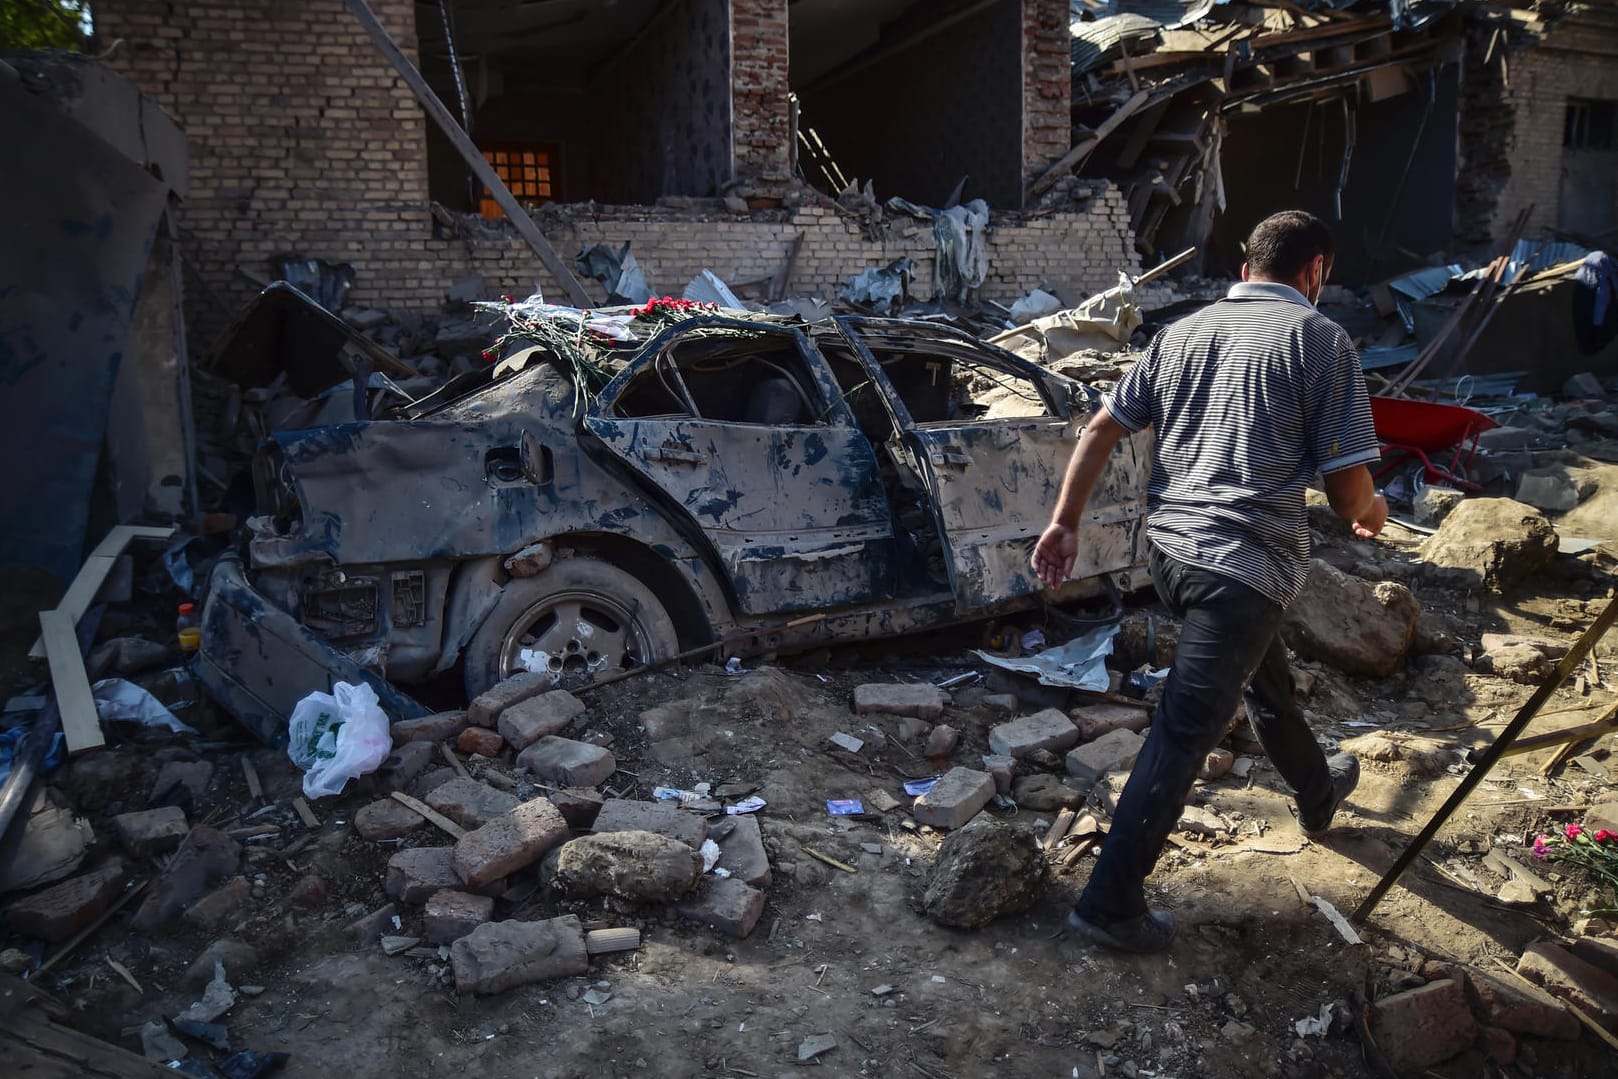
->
<box><xmin>4</xmin><ymin>505</ymin><xmax>1618</xmax><ymax>1078</ymax></box>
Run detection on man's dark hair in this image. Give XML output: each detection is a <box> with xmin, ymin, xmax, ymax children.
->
<box><xmin>1244</xmin><ymin>211</ymin><xmax>1334</xmax><ymax>281</ymax></box>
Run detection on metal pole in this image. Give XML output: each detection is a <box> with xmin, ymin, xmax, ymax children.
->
<box><xmin>1352</xmin><ymin>597</ymin><xmax>1618</xmax><ymax>923</ymax></box>
<box><xmin>341</xmin><ymin>0</ymin><xmax>594</xmax><ymax>307</ymax></box>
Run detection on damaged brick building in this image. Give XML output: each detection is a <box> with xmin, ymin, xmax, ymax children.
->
<box><xmin>92</xmin><ymin>0</ymin><xmax>1138</xmax><ymax>342</ymax></box>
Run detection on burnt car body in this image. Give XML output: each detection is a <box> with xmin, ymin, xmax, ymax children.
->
<box><xmin>199</xmin><ymin>298</ymin><xmax>1152</xmax><ymax>743</ymax></box>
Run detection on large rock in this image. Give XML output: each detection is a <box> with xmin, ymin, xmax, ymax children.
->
<box><xmin>451</xmin><ymin>915</ymin><xmax>588</xmax><ymax>995</ymax></box>
<box><xmin>1367</xmin><ymin>979</ymin><xmax>1478</xmax><ymax>1073</ymax></box>
<box><xmin>1282</xmin><ymin>560</ymin><xmax>1418</xmax><ymax>678</ymax></box>
<box><xmin>552</xmin><ymin>831</ymin><xmax>702</xmax><ymax>904</ymax></box>
<box><xmin>920</xmin><ymin>817</ymin><xmax>1047</xmax><ymax>928</ymax></box>
<box><xmin>1420</xmin><ymin>498</ymin><xmax>1557</xmax><ymax>591</ymax></box>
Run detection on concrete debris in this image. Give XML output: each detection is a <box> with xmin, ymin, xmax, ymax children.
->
<box><xmin>553</xmin><ymin>831</ymin><xmax>703</xmax><ymax>904</ymax></box>
<box><xmin>1281</xmin><ymin>559</ymin><xmax>1419</xmax><ymax>678</ymax></box>
<box><xmin>385</xmin><ymin>846</ymin><xmax>463</xmax><ymax>903</ymax></box>
<box><xmin>177</xmin><ymin>960</ymin><xmax>236</xmax><ymax>1023</ymax></box>
<box><xmin>1412</xmin><ymin>485</ymin><xmax>1465</xmax><ymax>528</ymax></box>
<box><xmin>1517</xmin><ymin>941</ymin><xmax>1618</xmax><ymax>1029</ymax></box>
<box><xmin>1200</xmin><ymin>748</ymin><xmax>1235</xmax><ymax>781</ymax></box>
<box><xmin>712</xmin><ymin>813</ymin><xmax>772</xmax><ymax>887</ymax></box>
<box><xmin>1419</xmin><ymin>498</ymin><xmax>1559</xmax><ymax>591</ymax></box>
<box><xmin>921</xmin><ymin>817</ymin><xmax>1047</xmax><ymax>929</ymax></box>
<box><xmin>1477</xmin><ymin>642</ymin><xmax>1551</xmax><ymax>684</ymax></box>
<box><xmin>797</xmin><ymin>1033</ymin><xmax>838</xmax><ymax>1062</ymax></box>
<box><xmin>1011</xmin><ymin>773</ymin><xmax>1084</xmax><ymax>812</ymax></box>
<box><xmin>451</xmin><ymin>916</ymin><xmax>589</xmax><ymax>994</ymax></box>
<box><xmin>183</xmin><ymin>876</ymin><xmax>249</xmax><ymax>930</ymax></box>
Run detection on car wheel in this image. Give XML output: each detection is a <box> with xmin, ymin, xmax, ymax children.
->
<box><xmin>462</xmin><ymin>557</ymin><xmax>680</xmax><ymax>699</ymax></box>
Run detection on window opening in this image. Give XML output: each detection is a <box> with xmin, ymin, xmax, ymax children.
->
<box><xmin>479</xmin><ymin>143</ymin><xmax>557</xmax><ymax>219</ymax></box>
<box><xmin>1564</xmin><ymin>99</ymin><xmax>1616</xmax><ymax>151</ymax></box>
<box><xmin>613</xmin><ymin>332</ymin><xmax>826</xmax><ymax>425</ymax></box>
<box><xmin>868</xmin><ymin>346</ymin><xmax>1051</xmax><ymax>423</ymax></box>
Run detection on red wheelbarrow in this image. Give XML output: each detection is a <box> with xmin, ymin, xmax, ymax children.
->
<box><xmin>1369</xmin><ymin>396</ymin><xmax>1500</xmax><ymax>491</ymax></box>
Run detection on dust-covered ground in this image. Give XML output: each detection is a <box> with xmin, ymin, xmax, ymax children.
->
<box><xmin>5</xmin><ymin>489</ymin><xmax>1618</xmax><ymax>1078</ymax></box>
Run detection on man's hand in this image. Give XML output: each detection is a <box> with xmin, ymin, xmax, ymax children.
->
<box><xmin>1032</xmin><ymin>522</ymin><xmax>1079</xmax><ymax>589</ymax></box>
<box><xmin>1352</xmin><ymin>493</ymin><xmax>1388</xmax><ymax>539</ymax></box>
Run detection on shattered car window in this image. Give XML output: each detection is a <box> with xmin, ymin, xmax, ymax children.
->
<box><xmin>870</xmin><ymin>346</ymin><xmax>1054</xmax><ymax>423</ymax></box>
<box><xmin>614</xmin><ymin>329</ymin><xmax>827</xmax><ymax>425</ymax></box>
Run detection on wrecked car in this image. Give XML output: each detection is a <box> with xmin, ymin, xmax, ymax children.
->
<box><xmin>197</xmin><ymin>290</ymin><xmax>1152</xmax><ymax>742</ymax></box>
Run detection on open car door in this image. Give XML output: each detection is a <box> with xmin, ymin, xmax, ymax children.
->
<box><xmin>840</xmin><ymin>318</ymin><xmax>1151</xmax><ymax>612</ymax></box>
<box><xmin>581</xmin><ymin>319</ymin><xmax>896</xmax><ymax>615</ymax></box>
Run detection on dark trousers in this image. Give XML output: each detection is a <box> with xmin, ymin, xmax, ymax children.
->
<box><xmin>1076</xmin><ymin>547</ymin><xmax>1335</xmax><ymax>921</ymax></box>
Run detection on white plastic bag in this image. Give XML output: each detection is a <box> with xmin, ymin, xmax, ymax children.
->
<box><xmin>286</xmin><ymin>682</ymin><xmax>392</xmax><ymax>799</ymax></box>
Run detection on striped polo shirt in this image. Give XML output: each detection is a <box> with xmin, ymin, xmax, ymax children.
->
<box><xmin>1103</xmin><ymin>280</ymin><xmax>1380</xmax><ymax>606</ymax></box>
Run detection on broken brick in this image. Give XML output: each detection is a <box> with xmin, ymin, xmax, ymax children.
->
<box><xmin>1367</xmin><ymin>979</ymin><xmax>1478</xmax><ymax>1073</ymax></box>
<box><xmin>385</xmin><ymin>847</ymin><xmax>462</xmax><ymax>903</ymax></box>
<box><xmin>987</xmin><ymin>709</ymin><xmax>1079</xmax><ymax>758</ymax></box>
<box><xmin>678</xmin><ymin>877</ymin><xmax>766</xmax><ymax>939</ymax></box>
<box><xmin>1517</xmin><ymin>941</ymin><xmax>1618</xmax><ymax>1029</ymax></box>
<box><xmin>1069</xmin><ymin>703</ymin><xmax>1151</xmax><ymax>741</ymax></box>
<box><xmin>424</xmin><ymin>777</ymin><xmax>520</xmax><ymax>829</ymax></box>
<box><xmin>354</xmin><ymin>798</ymin><xmax>425</xmax><ymax>841</ymax></box>
<box><xmin>1200</xmin><ymin>748</ymin><xmax>1235</xmax><ymax>780</ymax></box>
<box><xmin>390</xmin><ymin>710</ymin><xmax>469</xmax><ymax>746</ymax></box>
<box><xmin>452</xmin><ymin>798</ymin><xmax>569</xmax><ymax>889</ymax></box>
<box><xmin>452</xmin><ymin>915</ymin><xmax>588</xmax><ymax>994</ymax></box>
<box><xmin>497</xmin><ymin>689</ymin><xmax>586</xmax><ymax>750</ymax></box>
<box><xmin>713</xmin><ymin>813</ymin><xmax>771</xmax><ymax>887</ymax></box>
<box><xmin>924</xmin><ymin>724</ymin><xmax>960</xmax><ymax>758</ymax></box>
<box><xmin>1066</xmin><ymin>728</ymin><xmax>1146</xmax><ymax>789</ymax></box>
<box><xmin>457</xmin><ymin>727</ymin><xmax>505</xmax><ymax>758</ymax></box>
<box><xmin>516</xmin><ymin>736</ymin><xmax>616</xmax><ymax>787</ymax></box>
<box><xmin>1464</xmin><ymin>970</ymin><xmax>1579</xmax><ymax>1040</ymax></box>
<box><xmin>183</xmin><ymin>875</ymin><xmax>249</xmax><ymax>930</ymax></box>
<box><xmin>547</xmin><ymin>787</ymin><xmax>604</xmax><ymax>829</ymax></box>
<box><xmin>378</xmin><ymin>740</ymin><xmax>436</xmax><ymax>790</ymax></box>
<box><xmin>912</xmin><ymin>767</ymin><xmax>994</xmax><ymax>830</ymax></box>
<box><xmin>853</xmin><ymin>683</ymin><xmax>947</xmax><ymax>720</ymax></box>
<box><xmin>113</xmin><ymin>806</ymin><xmax>189</xmax><ymax>858</ymax></box>
<box><xmin>4</xmin><ymin>861</ymin><xmax>126</xmax><ymax>942</ymax></box>
<box><xmin>468</xmin><ymin>672</ymin><xmax>554</xmax><ymax>727</ymax></box>
<box><xmin>591</xmin><ymin>799</ymin><xmax>707</xmax><ymax>849</ymax></box>
<box><xmin>424</xmin><ymin>889</ymin><xmax>494</xmax><ymax>944</ymax></box>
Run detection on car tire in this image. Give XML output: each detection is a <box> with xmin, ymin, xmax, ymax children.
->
<box><xmin>462</xmin><ymin>557</ymin><xmax>680</xmax><ymax>699</ymax></box>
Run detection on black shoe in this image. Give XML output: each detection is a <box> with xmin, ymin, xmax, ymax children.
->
<box><xmin>1067</xmin><ymin>908</ymin><xmax>1177</xmax><ymax>953</ymax></box>
<box><xmin>1299</xmin><ymin>752</ymin><xmax>1360</xmax><ymax>836</ymax></box>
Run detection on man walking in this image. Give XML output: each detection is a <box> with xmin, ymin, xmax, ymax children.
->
<box><xmin>1032</xmin><ymin>210</ymin><xmax>1385</xmax><ymax>953</ymax></box>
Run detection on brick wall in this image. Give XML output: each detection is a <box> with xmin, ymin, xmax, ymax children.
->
<box><xmin>731</xmin><ymin>0</ymin><xmax>792</xmax><ymax>181</ymax></box>
<box><xmin>418</xmin><ymin>189</ymin><xmax>1139</xmax><ymax>312</ymax></box>
<box><xmin>96</xmin><ymin>0</ymin><xmax>1135</xmax><ymax>345</ymax></box>
<box><xmin>1022</xmin><ymin>0</ymin><xmax>1073</xmax><ymax>197</ymax></box>
<box><xmin>1490</xmin><ymin>13</ymin><xmax>1618</xmax><ymax>239</ymax></box>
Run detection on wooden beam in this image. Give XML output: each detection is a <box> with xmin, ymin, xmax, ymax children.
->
<box><xmin>1031</xmin><ymin>90</ymin><xmax>1151</xmax><ymax>197</ymax></box>
<box><xmin>37</xmin><ymin>610</ymin><xmax>102</xmax><ymax>755</ymax></box>
<box><xmin>340</xmin><ymin>0</ymin><xmax>594</xmax><ymax>308</ymax></box>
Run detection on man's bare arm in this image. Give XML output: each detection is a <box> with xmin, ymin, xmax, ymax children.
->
<box><xmin>1032</xmin><ymin>406</ymin><xmax>1131</xmax><ymax>588</ymax></box>
<box><xmin>1322</xmin><ymin>464</ymin><xmax>1387</xmax><ymax>538</ymax></box>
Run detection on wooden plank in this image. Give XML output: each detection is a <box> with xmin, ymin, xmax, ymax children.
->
<box><xmin>441</xmin><ymin>743</ymin><xmax>472</xmax><ymax>780</ymax></box>
<box><xmin>1041</xmin><ymin>809</ymin><xmax>1077</xmax><ymax>851</ymax></box>
<box><xmin>241</xmin><ymin>756</ymin><xmax>264</xmax><ymax>801</ymax></box>
<box><xmin>37</xmin><ymin>610</ymin><xmax>102</xmax><ymax>755</ymax></box>
<box><xmin>340</xmin><ymin>0</ymin><xmax>593</xmax><ymax>307</ymax></box>
<box><xmin>29</xmin><ymin>526</ymin><xmax>175</xmax><ymax>658</ymax></box>
<box><xmin>389</xmin><ymin>790</ymin><xmax>465</xmax><ymax>839</ymax></box>
<box><xmin>36</xmin><ymin>879</ymin><xmax>149</xmax><ymax>976</ymax></box>
<box><xmin>1030</xmin><ymin>89</ymin><xmax>1151</xmax><ymax>197</ymax></box>
<box><xmin>292</xmin><ymin>797</ymin><xmax>320</xmax><ymax>829</ymax></box>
